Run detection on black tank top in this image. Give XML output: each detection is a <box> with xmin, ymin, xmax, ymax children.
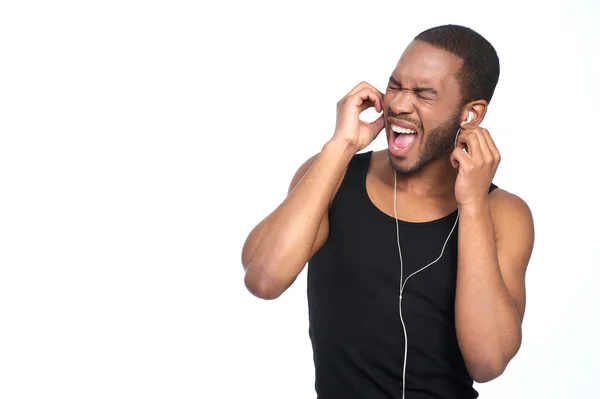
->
<box><xmin>307</xmin><ymin>150</ymin><xmax>497</xmax><ymax>399</ymax></box>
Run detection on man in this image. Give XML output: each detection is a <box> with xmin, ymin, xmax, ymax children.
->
<box><xmin>241</xmin><ymin>24</ymin><xmax>534</xmax><ymax>399</ymax></box>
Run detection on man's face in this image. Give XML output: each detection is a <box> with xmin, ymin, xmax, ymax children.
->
<box><xmin>383</xmin><ymin>40</ymin><xmax>464</xmax><ymax>174</ymax></box>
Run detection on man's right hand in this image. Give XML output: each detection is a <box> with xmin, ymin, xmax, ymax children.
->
<box><xmin>331</xmin><ymin>81</ymin><xmax>385</xmax><ymax>152</ymax></box>
<box><xmin>242</xmin><ymin>82</ymin><xmax>384</xmax><ymax>299</ymax></box>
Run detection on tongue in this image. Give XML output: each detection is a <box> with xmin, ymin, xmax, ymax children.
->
<box><xmin>394</xmin><ymin>133</ymin><xmax>417</xmax><ymax>149</ymax></box>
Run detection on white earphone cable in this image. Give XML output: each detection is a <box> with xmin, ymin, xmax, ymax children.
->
<box><xmin>393</xmin><ymin>171</ymin><xmax>408</xmax><ymax>399</ymax></box>
<box><xmin>394</xmin><ymin>170</ymin><xmax>460</xmax><ymax>399</ymax></box>
<box><xmin>454</xmin><ymin>125</ymin><xmax>461</xmax><ymax>149</ymax></box>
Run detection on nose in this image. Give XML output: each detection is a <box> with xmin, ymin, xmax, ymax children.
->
<box><xmin>388</xmin><ymin>89</ymin><xmax>415</xmax><ymax>116</ymax></box>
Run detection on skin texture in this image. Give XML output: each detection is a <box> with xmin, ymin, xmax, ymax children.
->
<box><xmin>241</xmin><ymin>40</ymin><xmax>535</xmax><ymax>384</ymax></box>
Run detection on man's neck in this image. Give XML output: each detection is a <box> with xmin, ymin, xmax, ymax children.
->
<box><xmin>388</xmin><ymin>153</ymin><xmax>458</xmax><ymax>198</ymax></box>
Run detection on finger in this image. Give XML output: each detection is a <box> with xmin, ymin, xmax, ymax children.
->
<box><xmin>358</xmin><ymin>88</ymin><xmax>384</xmax><ymax>113</ymax></box>
<box><xmin>457</xmin><ymin>131</ymin><xmax>482</xmax><ymax>159</ymax></box>
<box><xmin>476</xmin><ymin>129</ymin><xmax>495</xmax><ymax>164</ymax></box>
<box><xmin>368</xmin><ymin>113</ymin><xmax>385</xmax><ymax>137</ymax></box>
<box><xmin>348</xmin><ymin>81</ymin><xmax>380</xmax><ymax>97</ymax></box>
<box><xmin>348</xmin><ymin>81</ymin><xmax>370</xmax><ymax>96</ymax></box>
<box><xmin>350</xmin><ymin>88</ymin><xmax>383</xmax><ymax>113</ymax></box>
<box><xmin>359</xmin><ymin>98</ymin><xmax>382</xmax><ymax>113</ymax></box>
<box><xmin>348</xmin><ymin>82</ymin><xmax>384</xmax><ymax>111</ymax></box>
<box><xmin>460</xmin><ymin>120</ymin><xmax>478</xmax><ymax>130</ymax></box>
<box><xmin>481</xmin><ymin>129</ymin><xmax>501</xmax><ymax>163</ymax></box>
<box><xmin>450</xmin><ymin>146</ymin><xmax>469</xmax><ymax>169</ymax></box>
<box><xmin>356</xmin><ymin>98</ymin><xmax>376</xmax><ymax>113</ymax></box>
<box><xmin>460</xmin><ymin>123</ymin><xmax>495</xmax><ymax>163</ymax></box>
<box><xmin>450</xmin><ymin>151</ymin><xmax>459</xmax><ymax>169</ymax></box>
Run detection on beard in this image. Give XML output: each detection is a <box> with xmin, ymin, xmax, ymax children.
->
<box><xmin>389</xmin><ymin>108</ymin><xmax>462</xmax><ymax>174</ymax></box>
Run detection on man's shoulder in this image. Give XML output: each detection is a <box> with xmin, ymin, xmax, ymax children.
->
<box><xmin>489</xmin><ymin>187</ymin><xmax>531</xmax><ymax>212</ymax></box>
<box><xmin>489</xmin><ymin>187</ymin><xmax>534</xmax><ymax>239</ymax></box>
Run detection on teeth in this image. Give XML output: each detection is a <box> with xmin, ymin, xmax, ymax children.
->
<box><xmin>391</xmin><ymin>124</ymin><xmax>416</xmax><ymax>134</ymax></box>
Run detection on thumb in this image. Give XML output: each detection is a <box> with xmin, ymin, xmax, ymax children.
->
<box><xmin>460</xmin><ymin>120</ymin><xmax>477</xmax><ymax>129</ymax></box>
<box><xmin>369</xmin><ymin>113</ymin><xmax>385</xmax><ymax>137</ymax></box>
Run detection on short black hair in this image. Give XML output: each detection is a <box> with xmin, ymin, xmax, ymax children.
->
<box><xmin>414</xmin><ymin>24</ymin><xmax>500</xmax><ymax>105</ymax></box>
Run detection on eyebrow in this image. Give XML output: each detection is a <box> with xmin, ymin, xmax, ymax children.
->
<box><xmin>388</xmin><ymin>76</ymin><xmax>402</xmax><ymax>86</ymax></box>
<box><xmin>388</xmin><ymin>76</ymin><xmax>438</xmax><ymax>95</ymax></box>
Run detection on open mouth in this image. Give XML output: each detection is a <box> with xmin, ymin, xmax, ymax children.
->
<box><xmin>390</xmin><ymin>123</ymin><xmax>418</xmax><ymax>151</ymax></box>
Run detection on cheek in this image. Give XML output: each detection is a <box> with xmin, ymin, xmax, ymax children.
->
<box><xmin>383</xmin><ymin>94</ymin><xmax>393</xmax><ymax>123</ymax></box>
<box><xmin>382</xmin><ymin>96</ymin><xmax>390</xmax><ymax>124</ymax></box>
<box><xmin>421</xmin><ymin>108</ymin><xmax>451</xmax><ymax>133</ymax></box>
<box><xmin>383</xmin><ymin>93</ymin><xmax>393</xmax><ymax>109</ymax></box>
<box><xmin>417</xmin><ymin>109</ymin><xmax>434</xmax><ymax>133</ymax></box>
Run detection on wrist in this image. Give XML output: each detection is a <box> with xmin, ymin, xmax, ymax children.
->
<box><xmin>323</xmin><ymin>138</ymin><xmax>357</xmax><ymax>160</ymax></box>
<box><xmin>458</xmin><ymin>198</ymin><xmax>490</xmax><ymax>215</ymax></box>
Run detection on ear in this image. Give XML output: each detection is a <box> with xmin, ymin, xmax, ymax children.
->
<box><xmin>462</xmin><ymin>100</ymin><xmax>488</xmax><ymax>125</ymax></box>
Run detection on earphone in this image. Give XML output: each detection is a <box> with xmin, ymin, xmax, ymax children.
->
<box><xmin>454</xmin><ymin>110</ymin><xmax>474</xmax><ymax>149</ymax></box>
<box><xmin>394</xmin><ymin>111</ymin><xmax>470</xmax><ymax>398</ymax></box>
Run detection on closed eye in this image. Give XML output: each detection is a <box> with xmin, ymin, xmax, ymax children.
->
<box><xmin>414</xmin><ymin>88</ymin><xmax>437</xmax><ymax>100</ymax></box>
<box><xmin>387</xmin><ymin>76</ymin><xmax>402</xmax><ymax>91</ymax></box>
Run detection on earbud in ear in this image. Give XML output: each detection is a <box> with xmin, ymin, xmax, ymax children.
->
<box><xmin>466</xmin><ymin>111</ymin><xmax>474</xmax><ymax>123</ymax></box>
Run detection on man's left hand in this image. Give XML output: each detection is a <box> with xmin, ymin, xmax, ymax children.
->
<box><xmin>450</xmin><ymin>122</ymin><xmax>501</xmax><ymax>207</ymax></box>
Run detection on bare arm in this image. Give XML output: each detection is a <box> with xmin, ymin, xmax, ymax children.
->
<box><xmin>454</xmin><ymin>191</ymin><xmax>534</xmax><ymax>382</ymax></box>
<box><xmin>241</xmin><ymin>140</ymin><xmax>355</xmax><ymax>299</ymax></box>
<box><xmin>451</xmin><ymin>123</ymin><xmax>535</xmax><ymax>383</ymax></box>
<box><xmin>241</xmin><ymin>81</ymin><xmax>385</xmax><ymax>300</ymax></box>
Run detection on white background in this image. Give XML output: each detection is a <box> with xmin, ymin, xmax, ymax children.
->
<box><xmin>1</xmin><ymin>0</ymin><xmax>598</xmax><ymax>398</ymax></box>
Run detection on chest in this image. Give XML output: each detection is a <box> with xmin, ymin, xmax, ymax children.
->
<box><xmin>366</xmin><ymin>171</ymin><xmax>459</xmax><ymax>225</ymax></box>
<box><xmin>309</xmin><ymin>207</ymin><xmax>460</xmax><ymax>332</ymax></box>
<box><xmin>329</xmin><ymin>212</ymin><xmax>458</xmax><ymax>292</ymax></box>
